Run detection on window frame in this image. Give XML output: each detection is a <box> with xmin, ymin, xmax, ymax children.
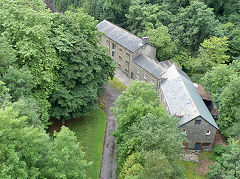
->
<box><xmin>195</xmin><ymin>120</ymin><xmax>201</xmax><ymax>126</ymax></box>
<box><xmin>137</xmin><ymin>68</ymin><xmax>140</xmax><ymax>74</ymax></box>
<box><xmin>112</xmin><ymin>51</ymin><xmax>115</xmax><ymax>57</ymax></box>
<box><xmin>205</xmin><ymin>130</ymin><xmax>211</xmax><ymax>136</ymax></box>
<box><xmin>144</xmin><ymin>73</ymin><xmax>148</xmax><ymax>79</ymax></box>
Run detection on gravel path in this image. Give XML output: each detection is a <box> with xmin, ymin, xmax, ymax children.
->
<box><xmin>99</xmin><ymin>84</ymin><xmax>121</xmax><ymax>179</ymax></box>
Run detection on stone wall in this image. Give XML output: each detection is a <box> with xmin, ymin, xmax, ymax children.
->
<box><xmin>180</xmin><ymin>117</ymin><xmax>217</xmax><ymax>150</ymax></box>
<box><xmin>129</xmin><ymin>61</ymin><xmax>159</xmax><ymax>88</ymax></box>
<box><xmin>101</xmin><ymin>35</ymin><xmax>132</xmax><ymax>76</ymax></box>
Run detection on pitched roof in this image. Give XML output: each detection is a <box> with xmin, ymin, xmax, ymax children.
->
<box><xmin>133</xmin><ymin>54</ymin><xmax>166</xmax><ymax>79</ymax></box>
<box><xmin>97</xmin><ymin>20</ymin><xmax>144</xmax><ymax>52</ymax></box>
<box><xmin>160</xmin><ymin>65</ymin><xmax>219</xmax><ymax>129</ymax></box>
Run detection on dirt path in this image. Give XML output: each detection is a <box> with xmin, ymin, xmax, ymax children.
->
<box><xmin>44</xmin><ymin>0</ymin><xmax>57</xmax><ymax>13</ymax></box>
<box><xmin>99</xmin><ymin>84</ymin><xmax>121</xmax><ymax>179</ymax></box>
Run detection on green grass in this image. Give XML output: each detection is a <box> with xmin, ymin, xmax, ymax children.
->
<box><xmin>179</xmin><ymin>160</ymin><xmax>206</xmax><ymax>179</ymax></box>
<box><xmin>69</xmin><ymin>108</ymin><xmax>106</xmax><ymax>179</ymax></box>
<box><xmin>199</xmin><ymin>151</ymin><xmax>217</xmax><ymax>162</ymax></box>
<box><xmin>108</xmin><ymin>77</ymin><xmax>127</xmax><ymax>92</ymax></box>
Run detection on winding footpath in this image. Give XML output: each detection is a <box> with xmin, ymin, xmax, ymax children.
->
<box><xmin>100</xmin><ymin>84</ymin><xmax>121</xmax><ymax>179</ymax></box>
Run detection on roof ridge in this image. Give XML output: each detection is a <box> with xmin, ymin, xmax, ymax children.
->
<box><xmin>102</xmin><ymin>19</ymin><xmax>142</xmax><ymax>41</ymax></box>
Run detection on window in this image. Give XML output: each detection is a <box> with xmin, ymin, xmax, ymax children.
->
<box><xmin>144</xmin><ymin>73</ymin><xmax>148</xmax><ymax>79</ymax></box>
<box><xmin>112</xmin><ymin>43</ymin><xmax>115</xmax><ymax>49</ymax></box>
<box><xmin>126</xmin><ymin>61</ymin><xmax>129</xmax><ymax>65</ymax></box>
<box><xmin>126</xmin><ymin>52</ymin><xmax>130</xmax><ymax>57</ymax></box>
<box><xmin>137</xmin><ymin>68</ymin><xmax>140</xmax><ymax>74</ymax></box>
<box><xmin>106</xmin><ymin>40</ymin><xmax>109</xmax><ymax>43</ymax></box>
<box><xmin>205</xmin><ymin>130</ymin><xmax>211</xmax><ymax>136</ymax></box>
<box><xmin>136</xmin><ymin>75</ymin><xmax>139</xmax><ymax>81</ymax></box>
<box><xmin>119</xmin><ymin>48</ymin><xmax>122</xmax><ymax>52</ymax></box>
<box><xmin>112</xmin><ymin>51</ymin><xmax>115</xmax><ymax>57</ymax></box>
<box><xmin>125</xmin><ymin>69</ymin><xmax>128</xmax><ymax>73</ymax></box>
<box><xmin>117</xmin><ymin>63</ymin><xmax>122</xmax><ymax>67</ymax></box>
<box><xmin>119</xmin><ymin>56</ymin><xmax>122</xmax><ymax>60</ymax></box>
<box><xmin>151</xmin><ymin>78</ymin><xmax>155</xmax><ymax>84</ymax></box>
<box><xmin>183</xmin><ymin>129</ymin><xmax>187</xmax><ymax>134</ymax></box>
<box><xmin>195</xmin><ymin>120</ymin><xmax>201</xmax><ymax>126</ymax></box>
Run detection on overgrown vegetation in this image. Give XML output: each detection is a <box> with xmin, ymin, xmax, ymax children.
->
<box><xmin>112</xmin><ymin>81</ymin><xmax>185</xmax><ymax>178</ymax></box>
<box><xmin>0</xmin><ymin>0</ymin><xmax>115</xmax><ymax>177</ymax></box>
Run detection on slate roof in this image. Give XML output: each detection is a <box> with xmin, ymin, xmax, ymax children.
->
<box><xmin>161</xmin><ymin>65</ymin><xmax>219</xmax><ymax>129</ymax></box>
<box><xmin>97</xmin><ymin>20</ymin><xmax>144</xmax><ymax>52</ymax></box>
<box><xmin>133</xmin><ymin>54</ymin><xmax>166</xmax><ymax>79</ymax></box>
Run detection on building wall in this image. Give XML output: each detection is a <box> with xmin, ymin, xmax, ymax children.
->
<box><xmin>180</xmin><ymin>117</ymin><xmax>217</xmax><ymax>151</ymax></box>
<box><xmin>129</xmin><ymin>61</ymin><xmax>159</xmax><ymax>88</ymax></box>
<box><xmin>101</xmin><ymin>35</ymin><xmax>132</xmax><ymax>76</ymax></box>
<box><xmin>132</xmin><ymin>44</ymin><xmax>157</xmax><ymax>60</ymax></box>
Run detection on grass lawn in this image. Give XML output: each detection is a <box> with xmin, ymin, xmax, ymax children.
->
<box><xmin>108</xmin><ymin>77</ymin><xmax>127</xmax><ymax>92</ymax></box>
<box><xmin>69</xmin><ymin>107</ymin><xmax>106</xmax><ymax>179</ymax></box>
<box><xmin>179</xmin><ymin>160</ymin><xmax>206</xmax><ymax>179</ymax></box>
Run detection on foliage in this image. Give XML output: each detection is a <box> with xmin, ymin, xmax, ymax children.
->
<box><xmin>141</xmin><ymin>150</ymin><xmax>177</xmax><ymax>179</ymax></box>
<box><xmin>113</xmin><ymin>81</ymin><xmax>184</xmax><ymax>178</ymax></box>
<box><xmin>213</xmin><ymin>144</ymin><xmax>228</xmax><ymax>156</ymax></box>
<box><xmin>144</xmin><ymin>26</ymin><xmax>177</xmax><ymax>60</ymax></box>
<box><xmin>47</xmin><ymin>126</ymin><xmax>89</xmax><ymax>179</ymax></box>
<box><xmin>0</xmin><ymin>37</ymin><xmax>15</xmax><ymax>76</ymax></box>
<box><xmin>49</xmin><ymin>10</ymin><xmax>115</xmax><ymax>120</ymax></box>
<box><xmin>0</xmin><ymin>81</ymin><xmax>11</xmax><ymax>105</ymax></box>
<box><xmin>208</xmin><ymin>140</ymin><xmax>240</xmax><ymax>179</ymax></box>
<box><xmin>0</xmin><ymin>107</ymin><xmax>89</xmax><ymax>178</ymax></box>
<box><xmin>1</xmin><ymin>67</ymin><xmax>35</xmax><ymax>102</ymax></box>
<box><xmin>126</xmin><ymin>114</ymin><xmax>185</xmax><ymax>160</ymax></box>
<box><xmin>202</xmin><ymin>63</ymin><xmax>240</xmax><ymax>133</ymax></box>
<box><xmin>126</xmin><ymin>3</ymin><xmax>173</xmax><ymax>35</ymax></box>
<box><xmin>8</xmin><ymin>97</ymin><xmax>43</xmax><ymax>129</ymax></box>
<box><xmin>169</xmin><ymin>1</ymin><xmax>219</xmax><ymax>51</ymax></box>
<box><xmin>221</xmin><ymin>23</ymin><xmax>240</xmax><ymax>58</ymax></box>
<box><xmin>199</xmin><ymin>36</ymin><xmax>230</xmax><ymax>65</ymax></box>
<box><xmin>119</xmin><ymin>152</ymin><xmax>144</xmax><ymax>179</ymax></box>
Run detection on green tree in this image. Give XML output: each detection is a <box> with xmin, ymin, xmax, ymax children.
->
<box><xmin>144</xmin><ymin>26</ymin><xmax>177</xmax><ymax>60</ymax></box>
<box><xmin>208</xmin><ymin>140</ymin><xmax>240</xmax><ymax>179</ymax></box>
<box><xmin>50</xmin><ymin>10</ymin><xmax>115</xmax><ymax>120</ymax></box>
<box><xmin>217</xmin><ymin>75</ymin><xmax>240</xmax><ymax>130</ymax></box>
<box><xmin>126</xmin><ymin>3</ymin><xmax>173</xmax><ymax>35</ymax></box>
<box><xmin>0</xmin><ymin>107</ymin><xmax>89</xmax><ymax>178</ymax></box>
<box><xmin>169</xmin><ymin>1</ymin><xmax>219</xmax><ymax>51</ymax></box>
<box><xmin>0</xmin><ymin>0</ymin><xmax>61</xmax><ymax>125</ymax></box>
<box><xmin>0</xmin><ymin>80</ymin><xmax>11</xmax><ymax>105</ymax></box>
<box><xmin>119</xmin><ymin>152</ymin><xmax>144</xmax><ymax>179</ymax></box>
<box><xmin>221</xmin><ymin>23</ymin><xmax>240</xmax><ymax>59</ymax></box>
<box><xmin>1</xmin><ymin>67</ymin><xmax>35</xmax><ymax>102</ymax></box>
<box><xmin>46</xmin><ymin>126</ymin><xmax>89</xmax><ymax>178</ymax></box>
<box><xmin>0</xmin><ymin>37</ymin><xmax>15</xmax><ymax>76</ymax></box>
<box><xmin>199</xmin><ymin>36</ymin><xmax>230</xmax><ymax>65</ymax></box>
<box><xmin>113</xmin><ymin>81</ymin><xmax>184</xmax><ymax>178</ymax></box>
<box><xmin>141</xmin><ymin>150</ymin><xmax>175</xmax><ymax>179</ymax></box>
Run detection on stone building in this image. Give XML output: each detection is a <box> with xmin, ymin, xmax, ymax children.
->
<box><xmin>97</xmin><ymin>20</ymin><xmax>219</xmax><ymax>150</ymax></box>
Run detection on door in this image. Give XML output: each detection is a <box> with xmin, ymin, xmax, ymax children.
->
<box><xmin>131</xmin><ymin>72</ymin><xmax>134</xmax><ymax>79</ymax></box>
<box><xmin>194</xmin><ymin>143</ymin><xmax>201</xmax><ymax>150</ymax></box>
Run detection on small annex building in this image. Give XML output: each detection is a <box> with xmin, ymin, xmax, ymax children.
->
<box><xmin>97</xmin><ymin>20</ymin><xmax>219</xmax><ymax>151</ymax></box>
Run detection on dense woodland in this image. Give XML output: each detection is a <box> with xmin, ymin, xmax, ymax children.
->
<box><xmin>0</xmin><ymin>0</ymin><xmax>240</xmax><ymax>178</ymax></box>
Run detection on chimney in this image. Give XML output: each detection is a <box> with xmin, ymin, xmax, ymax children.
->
<box><xmin>142</xmin><ymin>36</ymin><xmax>149</xmax><ymax>44</ymax></box>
